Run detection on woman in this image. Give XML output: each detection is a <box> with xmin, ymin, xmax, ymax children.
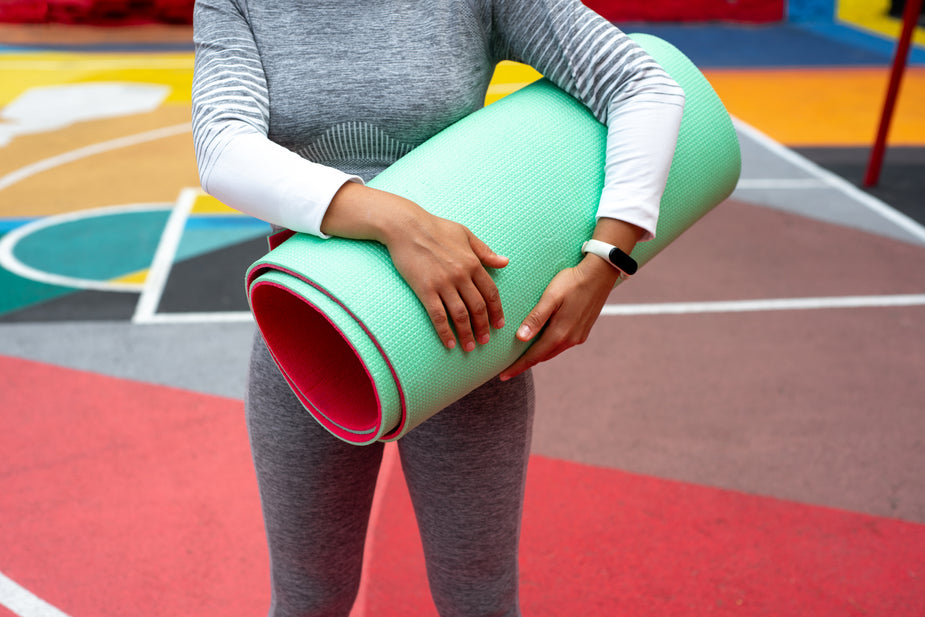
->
<box><xmin>192</xmin><ymin>1</ymin><xmax>683</xmax><ymax>615</ymax></box>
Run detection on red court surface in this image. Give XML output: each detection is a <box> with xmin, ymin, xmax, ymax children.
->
<box><xmin>2</xmin><ymin>6</ymin><xmax>925</xmax><ymax>617</ymax></box>
<box><xmin>2</xmin><ymin>355</ymin><xmax>923</xmax><ymax>617</ymax></box>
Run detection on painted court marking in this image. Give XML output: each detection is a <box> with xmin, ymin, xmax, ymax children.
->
<box><xmin>0</xmin><ymin>571</ymin><xmax>72</xmax><ymax>617</ymax></box>
<box><xmin>0</xmin><ymin>82</ymin><xmax>171</xmax><ymax>147</ymax></box>
<box><xmin>735</xmin><ymin>178</ymin><xmax>829</xmax><ymax>189</ymax></box>
<box><xmin>602</xmin><ymin>294</ymin><xmax>925</xmax><ymax>316</ymax></box>
<box><xmin>0</xmin><ymin>58</ymin><xmax>194</xmax><ymax>72</ymax></box>
<box><xmin>733</xmin><ymin>118</ymin><xmax>925</xmax><ymax>245</ymax></box>
<box><xmin>0</xmin><ymin>122</ymin><xmax>191</xmax><ymax>193</ymax></box>
<box><xmin>0</xmin><ymin>202</ymin><xmax>172</xmax><ymax>292</ymax></box>
<box><xmin>132</xmin><ymin>188</ymin><xmax>197</xmax><ymax>324</ymax></box>
<box><xmin>130</xmin><ymin>294</ymin><xmax>925</xmax><ymax>326</ymax></box>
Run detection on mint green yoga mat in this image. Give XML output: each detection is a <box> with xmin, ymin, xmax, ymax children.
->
<box><xmin>246</xmin><ymin>34</ymin><xmax>741</xmax><ymax>445</ymax></box>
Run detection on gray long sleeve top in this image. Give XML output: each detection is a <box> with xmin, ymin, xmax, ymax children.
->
<box><xmin>192</xmin><ymin>0</ymin><xmax>685</xmax><ymax>240</ymax></box>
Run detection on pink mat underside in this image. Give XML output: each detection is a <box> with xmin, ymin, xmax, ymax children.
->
<box><xmin>249</xmin><ymin>281</ymin><xmax>381</xmax><ymax>438</ymax></box>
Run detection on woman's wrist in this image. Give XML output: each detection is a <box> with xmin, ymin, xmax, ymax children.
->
<box><xmin>578</xmin><ymin>217</ymin><xmax>643</xmax><ymax>282</ymax></box>
<box><xmin>591</xmin><ymin>216</ymin><xmax>644</xmax><ymax>251</ymax></box>
<box><xmin>321</xmin><ymin>181</ymin><xmax>423</xmax><ymax>245</ymax></box>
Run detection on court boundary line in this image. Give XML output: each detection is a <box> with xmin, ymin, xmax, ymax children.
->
<box><xmin>732</xmin><ymin>118</ymin><xmax>925</xmax><ymax>244</ymax></box>
<box><xmin>0</xmin><ymin>571</ymin><xmax>72</xmax><ymax>617</ymax></box>
<box><xmin>132</xmin><ymin>294</ymin><xmax>925</xmax><ymax>325</ymax></box>
<box><xmin>133</xmin><ymin>188</ymin><xmax>197</xmax><ymax>324</ymax></box>
<box><xmin>0</xmin><ymin>123</ymin><xmax>191</xmax><ymax>193</ymax></box>
<box><xmin>735</xmin><ymin>178</ymin><xmax>829</xmax><ymax>189</ymax></box>
<box><xmin>0</xmin><ymin>202</ymin><xmax>171</xmax><ymax>292</ymax></box>
<box><xmin>601</xmin><ymin>294</ymin><xmax>925</xmax><ymax>316</ymax></box>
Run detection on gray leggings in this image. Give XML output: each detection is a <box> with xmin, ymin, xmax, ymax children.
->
<box><xmin>246</xmin><ymin>333</ymin><xmax>535</xmax><ymax>617</ymax></box>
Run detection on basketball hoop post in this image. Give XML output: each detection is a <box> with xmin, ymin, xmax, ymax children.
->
<box><xmin>864</xmin><ymin>0</ymin><xmax>923</xmax><ymax>187</ymax></box>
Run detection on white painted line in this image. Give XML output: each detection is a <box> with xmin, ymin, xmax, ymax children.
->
<box><xmin>0</xmin><ymin>123</ymin><xmax>191</xmax><ymax>193</ymax></box>
<box><xmin>0</xmin><ymin>203</ymin><xmax>171</xmax><ymax>292</ymax></box>
<box><xmin>0</xmin><ymin>571</ymin><xmax>73</xmax><ymax>617</ymax></box>
<box><xmin>136</xmin><ymin>295</ymin><xmax>925</xmax><ymax>323</ymax></box>
<box><xmin>350</xmin><ymin>441</ymin><xmax>399</xmax><ymax>617</ymax></box>
<box><xmin>734</xmin><ymin>178</ymin><xmax>829</xmax><ymax>189</ymax></box>
<box><xmin>132</xmin><ymin>189</ymin><xmax>198</xmax><ymax>324</ymax></box>
<box><xmin>601</xmin><ymin>294</ymin><xmax>925</xmax><ymax>316</ymax></box>
<box><xmin>733</xmin><ymin>118</ymin><xmax>925</xmax><ymax>244</ymax></box>
<box><xmin>137</xmin><ymin>311</ymin><xmax>255</xmax><ymax>325</ymax></box>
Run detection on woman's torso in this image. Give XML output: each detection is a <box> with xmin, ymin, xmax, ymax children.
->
<box><xmin>245</xmin><ymin>0</ymin><xmax>500</xmax><ymax>181</ymax></box>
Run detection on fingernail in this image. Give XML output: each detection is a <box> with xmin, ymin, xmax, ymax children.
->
<box><xmin>499</xmin><ymin>373</ymin><xmax>509</xmax><ymax>381</ymax></box>
<box><xmin>479</xmin><ymin>333</ymin><xmax>490</xmax><ymax>345</ymax></box>
<box><xmin>517</xmin><ymin>325</ymin><xmax>531</xmax><ymax>339</ymax></box>
<box><xmin>464</xmin><ymin>341</ymin><xmax>476</xmax><ymax>352</ymax></box>
<box><xmin>495</xmin><ymin>317</ymin><xmax>505</xmax><ymax>329</ymax></box>
<box><xmin>446</xmin><ymin>339</ymin><xmax>456</xmax><ymax>349</ymax></box>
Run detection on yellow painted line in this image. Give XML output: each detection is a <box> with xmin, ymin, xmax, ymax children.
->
<box><xmin>704</xmin><ymin>67</ymin><xmax>925</xmax><ymax>147</ymax></box>
<box><xmin>0</xmin><ymin>52</ymin><xmax>193</xmax><ymax>105</ymax></box>
<box><xmin>190</xmin><ymin>192</ymin><xmax>240</xmax><ymax>215</ymax></box>
<box><xmin>0</xmin><ymin>52</ymin><xmax>193</xmax><ymax>68</ymax></box>
<box><xmin>112</xmin><ymin>268</ymin><xmax>149</xmax><ymax>285</ymax></box>
<box><xmin>838</xmin><ymin>0</ymin><xmax>925</xmax><ymax>46</ymax></box>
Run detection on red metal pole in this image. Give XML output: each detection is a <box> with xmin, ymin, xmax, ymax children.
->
<box><xmin>864</xmin><ymin>0</ymin><xmax>923</xmax><ymax>187</ymax></box>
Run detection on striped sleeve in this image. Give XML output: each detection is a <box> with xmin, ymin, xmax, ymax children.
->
<box><xmin>191</xmin><ymin>0</ymin><xmax>359</xmax><ymax>237</ymax></box>
<box><xmin>493</xmin><ymin>0</ymin><xmax>685</xmax><ymax>240</ymax></box>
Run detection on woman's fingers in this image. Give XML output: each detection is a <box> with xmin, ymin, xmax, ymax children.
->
<box><xmin>499</xmin><ymin>261</ymin><xmax>617</xmax><ymax>381</ymax></box>
<box><xmin>420</xmin><ymin>290</ymin><xmax>459</xmax><ymax>349</ymax></box>
<box><xmin>467</xmin><ymin>230</ymin><xmax>510</xmax><ymax>270</ymax></box>
<box><xmin>437</xmin><ymin>257</ymin><xmax>500</xmax><ymax>351</ymax></box>
<box><xmin>466</xmin><ymin>231</ymin><xmax>507</xmax><ymax>330</ymax></box>
<box><xmin>322</xmin><ymin>185</ymin><xmax>507</xmax><ymax>349</ymax></box>
<box><xmin>386</xmin><ymin>213</ymin><xmax>507</xmax><ymax>351</ymax></box>
<box><xmin>498</xmin><ymin>284</ymin><xmax>562</xmax><ymax>380</ymax></box>
<box><xmin>470</xmin><ymin>267</ymin><xmax>505</xmax><ymax>331</ymax></box>
<box><xmin>442</xmin><ymin>289</ymin><xmax>480</xmax><ymax>351</ymax></box>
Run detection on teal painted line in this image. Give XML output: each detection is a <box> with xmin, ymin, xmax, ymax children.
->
<box><xmin>185</xmin><ymin>215</ymin><xmax>271</xmax><ymax>230</ymax></box>
<box><xmin>0</xmin><ymin>211</ymin><xmax>267</xmax><ymax>319</ymax></box>
<box><xmin>175</xmin><ymin>224</ymin><xmax>270</xmax><ymax>263</ymax></box>
<box><xmin>798</xmin><ymin>21</ymin><xmax>925</xmax><ymax>64</ymax></box>
<box><xmin>13</xmin><ymin>210</ymin><xmax>170</xmax><ymax>280</ymax></box>
<box><xmin>0</xmin><ymin>230</ymin><xmax>76</xmax><ymax>317</ymax></box>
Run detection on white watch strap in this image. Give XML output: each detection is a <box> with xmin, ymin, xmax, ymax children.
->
<box><xmin>581</xmin><ymin>239</ymin><xmax>638</xmax><ymax>277</ymax></box>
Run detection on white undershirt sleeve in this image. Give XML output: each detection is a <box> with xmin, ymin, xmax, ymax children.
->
<box><xmin>202</xmin><ymin>131</ymin><xmax>361</xmax><ymax>238</ymax></box>
<box><xmin>597</xmin><ymin>97</ymin><xmax>683</xmax><ymax>241</ymax></box>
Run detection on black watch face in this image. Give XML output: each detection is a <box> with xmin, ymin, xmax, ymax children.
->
<box><xmin>609</xmin><ymin>247</ymin><xmax>638</xmax><ymax>275</ymax></box>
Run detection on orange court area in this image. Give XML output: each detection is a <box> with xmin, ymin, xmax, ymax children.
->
<box><xmin>704</xmin><ymin>66</ymin><xmax>925</xmax><ymax>147</ymax></box>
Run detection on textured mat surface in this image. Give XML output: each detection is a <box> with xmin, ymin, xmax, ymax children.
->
<box><xmin>246</xmin><ymin>34</ymin><xmax>741</xmax><ymax>444</ymax></box>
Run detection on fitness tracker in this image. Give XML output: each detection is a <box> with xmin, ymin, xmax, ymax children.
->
<box><xmin>580</xmin><ymin>239</ymin><xmax>638</xmax><ymax>277</ymax></box>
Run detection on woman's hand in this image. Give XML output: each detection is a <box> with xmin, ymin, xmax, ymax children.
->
<box><xmin>321</xmin><ymin>181</ymin><xmax>508</xmax><ymax>351</ymax></box>
<box><xmin>498</xmin><ymin>217</ymin><xmax>643</xmax><ymax>381</ymax></box>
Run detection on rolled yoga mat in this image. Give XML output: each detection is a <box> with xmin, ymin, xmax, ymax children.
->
<box><xmin>246</xmin><ymin>34</ymin><xmax>741</xmax><ymax>445</ymax></box>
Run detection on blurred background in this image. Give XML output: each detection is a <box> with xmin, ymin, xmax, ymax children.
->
<box><xmin>1</xmin><ymin>2</ymin><xmax>923</xmax><ymax>617</ymax></box>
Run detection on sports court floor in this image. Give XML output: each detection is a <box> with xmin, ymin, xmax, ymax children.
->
<box><xmin>1</xmin><ymin>9</ymin><xmax>924</xmax><ymax>617</ymax></box>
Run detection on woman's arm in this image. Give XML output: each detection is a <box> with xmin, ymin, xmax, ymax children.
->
<box><xmin>321</xmin><ymin>181</ymin><xmax>508</xmax><ymax>353</ymax></box>
<box><xmin>492</xmin><ymin>0</ymin><xmax>685</xmax><ymax>378</ymax></box>
<box><xmin>192</xmin><ymin>0</ymin><xmax>361</xmax><ymax>237</ymax></box>
<box><xmin>491</xmin><ymin>0</ymin><xmax>684</xmax><ymax>240</ymax></box>
<box><xmin>193</xmin><ymin>0</ymin><xmax>508</xmax><ymax>352</ymax></box>
<box><xmin>498</xmin><ymin>216</ymin><xmax>640</xmax><ymax>381</ymax></box>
